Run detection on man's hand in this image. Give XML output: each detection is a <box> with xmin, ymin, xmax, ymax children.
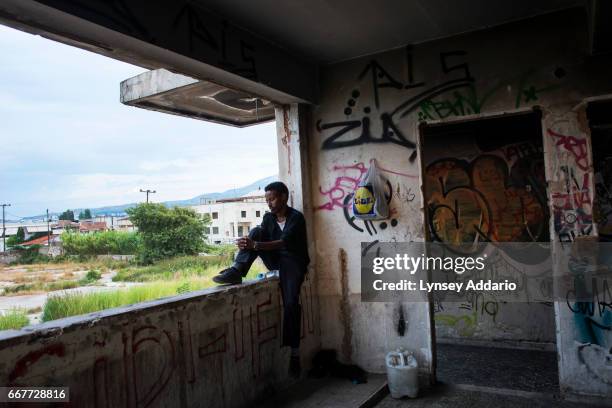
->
<box><xmin>236</xmin><ymin>237</ymin><xmax>254</xmax><ymax>250</ymax></box>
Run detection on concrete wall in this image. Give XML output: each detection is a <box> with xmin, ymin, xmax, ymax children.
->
<box><xmin>309</xmin><ymin>8</ymin><xmax>612</xmax><ymax>397</ymax></box>
<box><xmin>0</xmin><ymin>279</ymin><xmax>320</xmax><ymax>407</ymax></box>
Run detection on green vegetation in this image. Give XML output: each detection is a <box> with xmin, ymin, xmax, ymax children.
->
<box><xmin>1</xmin><ymin>241</ymin><xmax>268</xmax><ymax>325</ymax></box>
<box><xmin>6</xmin><ymin>227</ymin><xmax>25</xmax><ymax>247</ymax></box>
<box><xmin>112</xmin><ymin>255</ymin><xmax>237</xmax><ymax>282</ymax></box>
<box><xmin>14</xmin><ymin>245</ymin><xmax>50</xmax><ymax>264</ymax></box>
<box><xmin>0</xmin><ymin>309</ymin><xmax>30</xmax><ymax>330</ymax></box>
<box><xmin>79</xmin><ymin>269</ymin><xmax>102</xmax><ymax>285</ymax></box>
<box><xmin>3</xmin><ymin>280</ymin><xmax>80</xmax><ymax>295</ymax></box>
<box><xmin>78</xmin><ymin>209</ymin><xmax>92</xmax><ymax>220</ymax></box>
<box><xmin>127</xmin><ymin>203</ymin><xmax>209</xmax><ymax>263</ymax></box>
<box><xmin>62</xmin><ymin>230</ymin><xmax>140</xmax><ymax>257</ymax></box>
<box><xmin>59</xmin><ymin>209</ymin><xmax>75</xmax><ymax>221</ymax></box>
<box><xmin>41</xmin><ymin>256</ymin><xmax>265</xmax><ymax>321</ymax></box>
<box><xmin>42</xmin><ymin>280</ymin><xmax>208</xmax><ymax>321</ymax></box>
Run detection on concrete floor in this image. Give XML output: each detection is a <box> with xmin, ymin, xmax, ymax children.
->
<box><xmin>254</xmin><ymin>374</ymin><xmax>387</xmax><ymax>408</ymax></box>
<box><xmin>435</xmin><ymin>343</ymin><xmax>559</xmax><ymax>393</ymax></box>
<box><xmin>254</xmin><ymin>344</ymin><xmax>596</xmax><ymax>407</ymax></box>
<box><xmin>376</xmin><ymin>384</ymin><xmax>596</xmax><ymax>408</ymax></box>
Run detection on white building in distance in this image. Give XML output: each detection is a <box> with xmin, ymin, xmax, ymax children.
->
<box><xmin>191</xmin><ymin>190</ymin><xmax>269</xmax><ymax>244</ymax></box>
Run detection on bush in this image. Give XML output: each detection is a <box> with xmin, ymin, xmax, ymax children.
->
<box><xmin>127</xmin><ymin>204</ymin><xmax>209</xmax><ymax>264</ymax></box>
<box><xmin>62</xmin><ymin>230</ymin><xmax>140</xmax><ymax>257</ymax></box>
<box><xmin>14</xmin><ymin>245</ymin><xmax>50</xmax><ymax>264</ymax></box>
<box><xmin>79</xmin><ymin>269</ymin><xmax>102</xmax><ymax>285</ymax></box>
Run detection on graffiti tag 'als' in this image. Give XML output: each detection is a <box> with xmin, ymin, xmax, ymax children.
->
<box><xmin>317</xmin><ymin>49</ymin><xmax>474</xmax><ymax>160</ymax></box>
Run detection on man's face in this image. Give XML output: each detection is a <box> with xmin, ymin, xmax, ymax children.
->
<box><xmin>265</xmin><ymin>190</ymin><xmax>287</xmax><ymax>214</ymax></box>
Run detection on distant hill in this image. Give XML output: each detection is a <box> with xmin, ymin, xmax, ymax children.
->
<box><xmin>20</xmin><ymin>175</ymin><xmax>277</xmax><ymax>220</ymax></box>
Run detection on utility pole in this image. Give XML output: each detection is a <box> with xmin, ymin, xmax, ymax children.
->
<box><xmin>139</xmin><ymin>189</ymin><xmax>156</xmax><ymax>203</ymax></box>
<box><xmin>1</xmin><ymin>203</ymin><xmax>10</xmax><ymax>253</ymax></box>
<box><xmin>46</xmin><ymin>209</ymin><xmax>51</xmax><ymax>248</ymax></box>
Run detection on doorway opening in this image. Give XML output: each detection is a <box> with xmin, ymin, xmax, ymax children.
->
<box><xmin>590</xmin><ymin>100</ymin><xmax>612</xmax><ymax>242</ymax></box>
<box><xmin>420</xmin><ymin>111</ymin><xmax>559</xmax><ymax>392</ymax></box>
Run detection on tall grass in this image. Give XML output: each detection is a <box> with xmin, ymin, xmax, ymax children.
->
<box><xmin>112</xmin><ymin>255</ymin><xmax>236</xmax><ymax>282</ymax></box>
<box><xmin>42</xmin><ymin>259</ymin><xmax>266</xmax><ymax>321</ymax></box>
<box><xmin>0</xmin><ymin>309</ymin><xmax>30</xmax><ymax>330</ymax></box>
<box><xmin>43</xmin><ymin>278</ymin><xmax>212</xmax><ymax>321</ymax></box>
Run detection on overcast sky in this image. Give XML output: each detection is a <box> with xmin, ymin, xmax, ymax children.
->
<box><xmin>0</xmin><ymin>25</ymin><xmax>278</xmax><ymax>218</ymax></box>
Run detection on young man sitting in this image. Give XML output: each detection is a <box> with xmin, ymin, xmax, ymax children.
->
<box><xmin>213</xmin><ymin>181</ymin><xmax>310</xmax><ymax>377</ymax></box>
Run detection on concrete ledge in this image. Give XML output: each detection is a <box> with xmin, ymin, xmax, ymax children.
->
<box><xmin>0</xmin><ymin>277</ymin><xmax>279</xmax><ymax>344</ymax></box>
<box><xmin>0</xmin><ymin>276</ymin><xmax>315</xmax><ymax>408</ymax></box>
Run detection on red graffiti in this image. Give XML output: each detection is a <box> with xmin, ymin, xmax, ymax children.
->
<box><xmin>9</xmin><ymin>343</ymin><xmax>66</xmax><ymax>383</ymax></box>
<box><xmin>198</xmin><ymin>332</ymin><xmax>227</xmax><ymax>358</ymax></box>
<box><xmin>130</xmin><ymin>326</ymin><xmax>176</xmax><ymax>408</ymax></box>
<box><xmin>548</xmin><ymin>129</ymin><xmax>589</xmax><ymax>170</ymax></box>
<box><xmin>178</xmin><ymin>319</ymin><xmax>196</xmax><ymax>384</ymax></box>
<box><xmin>93</xmin><ymin>358</ymin><xmax>110</xmax><ymax>408</ymax></box>
<box><xmin>232</xmin><ymin>307</ymin><xmax>246</xmax><ymax>361</ymax></box>
<box><xmin>254</xmin><ymin>293</ymin><xmax>278</xmax><ymax>376</ymax></box>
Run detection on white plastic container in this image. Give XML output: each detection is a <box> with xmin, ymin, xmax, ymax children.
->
<box><xmin>385</xmin><ymin>349</ymin><xmax>419</xmax><ymax>398</ymax></box>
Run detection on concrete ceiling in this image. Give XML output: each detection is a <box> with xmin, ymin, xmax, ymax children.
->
<box><xmin>197</xmin><ymin>0</ymin><xmax>585</xmax><ymax>64</ymax></box>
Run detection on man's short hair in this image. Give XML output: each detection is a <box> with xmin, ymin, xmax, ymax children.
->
<box><xmin>265</xmin><ymin>181</ymin><xmax>289</xmax><ymax>197</ymax></box>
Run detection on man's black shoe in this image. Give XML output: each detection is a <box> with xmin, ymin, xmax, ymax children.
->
<box><xmin>212</xmin><ymin>267</ymin><xmax>242</xmax><ymax>285</ymax></box>
<box><xmin>289</xmin><ymin>355</ymin><xmax>301</xmax><ymax>378</ymax></box>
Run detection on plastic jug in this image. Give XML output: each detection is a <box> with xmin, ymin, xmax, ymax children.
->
<box><xmin>385</xmin><ymin>349</ymin><xmax>418</xmax><ymax>398</ymax></box>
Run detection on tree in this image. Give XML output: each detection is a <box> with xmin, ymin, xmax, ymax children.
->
<box><xmin>59</xmin><ymin>209</ymin><xmax>75</xmax><ymax>221</ymax></box>
<box><xmin>126</xmin><ymin>203</ymin><xmax>209</xmax><ymax>263</ymax></box>
<box><xmin>6</xmin><ymin>227</ymin><xmax>25</xmax><ymax>247</ymax></box>
<box><xmin>78</xmin><ymin>209</ymin><xmax>92</xmax><ymax>220</ymax></box>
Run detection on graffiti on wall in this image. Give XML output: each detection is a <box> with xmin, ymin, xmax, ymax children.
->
<box><xmin>317</xmin><ymin>160</ymin><xmax>417</xmax><ymax>235</ymax></box>
<box><xmin>567</xmin><ymin>267</ymin><xmax>612</xmax><ymax>385</ymax></box>
<box><xmin>317</xmin><ymin>47</ymin><xmax>563</xmax><ymax>160</ymax></box>
<box><xmin>425</xmin><ymin>152</ymin><xmax>549</xmax><ymax>248</ymax></box>
<box><xmin>317</xmin><ymin>49</ymin><xmax>475</xmax><ymax>160</ymax></box>
<box><xmin>5</xmin><ymin>284</ymin><xmax>315</xmax><ymax>407</ymax></box>
<box><xmin>547</xmin><ymin>128</ymin><xmax>594</xmax><ymax>243</ymax></box>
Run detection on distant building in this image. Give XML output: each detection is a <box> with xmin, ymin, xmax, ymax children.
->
<box><xmin>115</xmin><ymin>217</ymin><xmax>135</xmax><ymax>232</ymax></box>
<box><xmin>91</xmin><ymin>215</ymin><xmax>135</xmax><ymax>232</ymax></box>
<box><xmin>192</xmin><ymin>190</ymin><xmax>269</xmax><ymax>244</ymax></box>
<box><xmin>79</xmin><ymin>221</ymin><xmax>108</xmax><ymax>234</ymax></box>
<box><xmin>22</xmin><ymin>224</ymin><xmax>51</xmax><ymax>240</ymax></box>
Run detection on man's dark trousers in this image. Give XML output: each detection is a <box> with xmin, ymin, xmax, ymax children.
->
<box><xmin>234</xmin><ymin>226</ymin><xmax>305</xmax><ymax>348</ymax></box>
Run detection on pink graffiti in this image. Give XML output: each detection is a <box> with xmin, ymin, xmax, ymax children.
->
<box><xmin>548</xmin><ymin>129</ymin><xmax>589</xmax><ymax>171</ymax></box>
<box><xmin>317</xmin><ymin>162</ymin><xmax>367</xmax><ymax>211</ymax></box>
<box><xmin>317</xmin><ymin>161</ymin><xmax>418</xmax><ymax>211</ymax></box>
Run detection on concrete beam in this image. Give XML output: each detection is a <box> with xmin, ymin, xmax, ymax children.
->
<box><xmin>120</xmin><ymin>69</ymin><xmax>276</xmax><ymax>127</ymax></box>
<box><xmin>0</xmin><ymin>0</ymin><xmax>318</xmax><ymax>104</ymax></box>
<box><xmin>588</xmin><ymin>0</ymin><xmax>612</xmax><ymax>55</ymax></box>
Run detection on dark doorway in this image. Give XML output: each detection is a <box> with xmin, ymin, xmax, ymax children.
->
<box><xmin>589</xmin><ymin>100</ymin><xmax>612</xmax><ymax>242</ymax></box>
<box><xmin>420</xmin><ymin>111</ymin><xmax>558</xmax><ymax>392</ymax></box>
